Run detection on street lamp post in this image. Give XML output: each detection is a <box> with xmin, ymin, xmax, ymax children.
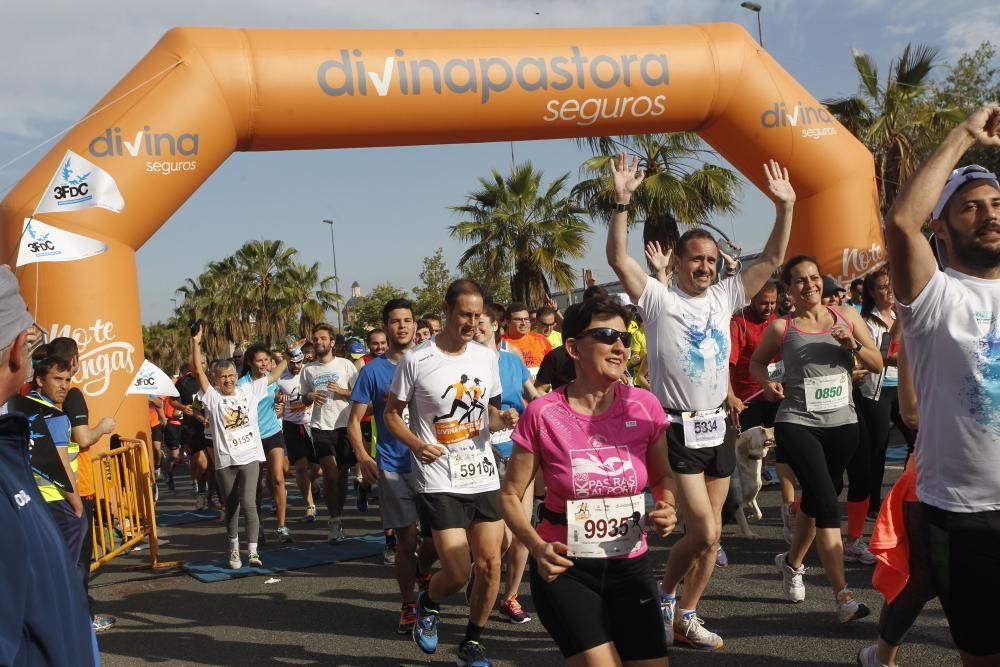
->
<box><xmin>740</xmin><ymin>1</ymin><xmax>763</xmax><ymax>46</ymax></box>
<box><xmin>322</xmin><ymin>218</ymin><xmax>342</xmax><ymax>331</ymax></box>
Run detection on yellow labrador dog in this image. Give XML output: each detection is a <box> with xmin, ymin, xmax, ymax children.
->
<box><xmin>732</xmin><ymin>426</ymin><xmax>776</xmax><ymax>539</ymax></box>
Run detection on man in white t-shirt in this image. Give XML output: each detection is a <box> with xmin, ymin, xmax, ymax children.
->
<box><xmin>300</xmin><ymin>323</ymin><xmax>358</xmax><ymax>543</ymax></box>
<box><xmin>277</xmin><ymin>348</ymin><xmax>319</xmax><ymax>523</ymax></box>
<box><xmin>883</xmin><ymin>106</ymin><xmax>1000</xmax><ymax>665</ymax></box>
<box><xmin>190</xmin><ymin>324</ymin><xmax>286</xmax><ymax>570</ymax></box>
<box><xmin>386</xmin><ymin>279</ymin><xmax>517</xmax><ymax>667</ymax></box>
<box><xmin>606</xmin><ymin>152</ymin><xmax>796</xmax><ymax>651</ymax></box>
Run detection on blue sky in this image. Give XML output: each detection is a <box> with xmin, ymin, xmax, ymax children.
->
<box><xmin>1</xmin><ymin>0</ymin><xmax>997</xmax><ymax>324</ymax></box>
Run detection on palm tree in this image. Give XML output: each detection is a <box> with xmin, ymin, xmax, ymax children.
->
<box><xmin>825</xmin><ymin>44</ymin><xmax>963</xmax><ymax>216</ymax></box>
<box><xmin>280</xmin><ymin>261</ymin><xmax>341</xmax><ymax>337</ymax></box>
<box><xmin>573</xmin><ymin>133</ymin><xmax>742</xmax><ymax>266</ymax></box>
<box><xmin>234</xmin><ymin>240</ymin><xmax>299</xmax><ymax>345</ymax></box>
<box><xmin>450</xmin><ymin>162</ymin><xmax>591</xmax><ymax>310</ymax></box>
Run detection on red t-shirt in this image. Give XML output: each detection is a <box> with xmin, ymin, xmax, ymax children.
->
<box><xmin>729</xmin><ymin>308</ymin><xmax>777</xmax><ymax>402</ymax></box>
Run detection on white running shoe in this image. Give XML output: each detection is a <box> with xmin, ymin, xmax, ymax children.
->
<box><xmin>856</xmin><ymin>644</ymin><xmax>888</xmax><ymax>667</ymax></box>
<box><xmin>228</xmin><ymin>548</ymin><xmax>242</xmax><ymax>570</ymax></box>
<box><xmin>836</xmin><ymin>589</ymin><xmax>871</xmax><ymax>624</ymax></box>
<box><xmin>843</xmin><ymin>539</ymin><xmax>878</xmax><ymax>565</ymax></box>
<box><xmin>781</xmin><ymin>503</ymin><xmax>795</xmax><ymax>545</ymax></box>
<box><xmin>673</xmin><ymin>613</ymin><xmax>724</xmax><ymax>651</ymax></box>
<box><xmin>327</xmin><ymin>518</ymin><xmax>346</xmax><ymax>543</ymax></box>
<box><xmin>774</xmin><ymin>552</ymin><xmax>806</xmax><ymax>603</ymax></box>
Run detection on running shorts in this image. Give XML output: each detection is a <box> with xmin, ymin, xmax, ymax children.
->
<box><xmin>666</xmin><ymin>415</ymin><xmax>737</xmax><ymax>478</ymax></box>
<box><xmin>312</xmin><ymin>427</ymin><xmax>356</xmax><ymax>466</ymax></box>
<box><xmin>283</xmin><ymin>421</ymin><xmax>315</xmax><ymax>463</ymax></box>
<box><xmin>923</xmin><ymin>503</ymin><xmax>1000</xmax><ymax>657</ymax></box>
<box><xmin>150</xmin><ymin>424</ymin><xmax>164</xmax><ymax>444</ymax></box>
<box><xmin>379</xmin><ymin>469</ymin><xmax>419</xmax><ymax>530</ymax></box>
<box><xmin>181</xmin><ymin>425</ymin><xmax>208</xmax><ymax>454</ymax></box>
<box><xmin>261</xmin><ymin>431</ymin><xmax>286</xmax><ymax>455</ymax></box>
<box><xmin>164</xmin><ymin>423</ymin><xmax>182</xmax><ymax>450</ymax></box>
<box><xmin>530</xmin><ymin>553</ymin><xmax>668</xmax><ymax>660</ymax></box>
<box><xmin>417</xmin><ymin>490</ymin><xmax>501</xmax><ymax>532</ymax></box>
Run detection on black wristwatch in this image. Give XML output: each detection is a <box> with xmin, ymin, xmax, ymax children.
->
<box><xmin>613</xmin><ymin>201</ymin><xmax>630</xmax><ymax>213</ymax></box>
<box><xmin>853</xmin><ymin>339</ymin><xmax>862</xmax><ymax>352</ymax></box>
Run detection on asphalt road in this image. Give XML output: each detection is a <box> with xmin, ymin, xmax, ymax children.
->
<box><xmin>91</xmin><ymin>458</ymin><xmax>960</xmax><ymax>666</ymax></box>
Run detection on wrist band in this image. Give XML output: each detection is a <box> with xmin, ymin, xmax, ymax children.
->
<box><xmin>613</xmin><ymin>201</ymin><xmax>630</xmax><ymax>213</ymax></box>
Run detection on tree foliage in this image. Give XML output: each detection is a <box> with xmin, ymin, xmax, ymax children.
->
<box><xmin>450</xmin><ymin>162</ymin><xmax>591</xmax><ymax>311</ymax></box>
<box><xmin>931</xmin><ymin>41</ymin><xmax>1000</xmax><ymax>174</ymax></box>
<box><xmin>347</xmin><ymin>282</ymin><xmax>411</xmax><ymax>334</ymax></box>
<box><xmin>411</xmin><ymin>248</ymin><xmax>455</xmax><ymax>318</ymax></box>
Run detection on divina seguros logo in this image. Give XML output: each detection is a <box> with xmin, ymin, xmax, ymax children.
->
<box><xmin>316</xmin><ymin>47</ymin><xmax>671</xmax><ymax>127</ymax></box>
<box><xmin>760</xmin><ymin>101</ymin><xmax>838</xmax><ymax>140</ymax></box>
<box><xmin>88</xmin><ymin>126</ymin><xmax>200</xmax><ymax>176</ymax></box>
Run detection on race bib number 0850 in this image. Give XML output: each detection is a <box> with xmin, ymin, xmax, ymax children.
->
<box><xmin>804</xmin><ymin>373</ymin><xmax>850</xmax><ymax>412</ymax></box>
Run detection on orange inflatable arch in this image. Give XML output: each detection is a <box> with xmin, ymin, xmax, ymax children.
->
<box><xmin>0</xmin><ymin>24</ymin><xmax>881</xmax><ymax>440</ymax></box>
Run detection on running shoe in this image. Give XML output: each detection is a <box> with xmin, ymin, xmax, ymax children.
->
<box><xmin>228</xmin><ymin>548</ymin><xmax>242</xmax><ymax>570</ymax></box>
<box><xmin>92</xmin><ymin>614</ymin><xmax>117</xmax><ymax>633</ymax></box>
<box><xmin>412</xmin><ymin>590</ymin><xmax>439</xmax><ymax>654</ymax></box>
<box><xmin>397</xmin><ymin>602</ymin><xmax>417</xmax><ymax>635</ymax></box>
<box><xmin>659</xmin><ymin>593</ymin><xmax>676</xmax><ymax>647</ymax></box>
<box><xmin>196</xmin><ymin>492</ymin><xmax>207</xmax><ymax>511</ymax></box>
<box><xmin>843</xmin><ymin>539</ymin><xmax>877</xmax><ymax>565</ymax></box>
<box><xmin>328</xmin><ymin>518</ymin><xmax>346</xmax><ymax>543</ymax></box>
<box><xmin>774</xmin><ymin>552</ymin><xmax>806</xmax><ymax>603</ymax></box>
<box><xmin>211</xmin><ymin>496</ymin><xmax>224</xmax><ymax>510</ymax></box>
<box><xmin>673</xmin><ymin>612</ymin><xmax>724</xmax><ymax>651</ymax></box>
<box><xmin>781</xmin><ymin>502</ymin><xmax>795</xmax><ymax>545</ymax></box>
<box><xmin>416</xmin><ymin>573</ymin><xmax>432</xmax><ymax>592</ymax></box>
<box><xmin>456</xmin><ymin>640</ymin><xmax>491</xmax><ymax>666</ymax></box>
<box><xmin>715</xmin><ymin>544</ymin><xmax>729</xmax><ymax>567</ymax></box>
<box><xmin>499</xmin><ymin>596</ymin><xmax>531</xmax><ymax>624</ymax></box>
<box><xmin>856</xmin><ymin>644</ymin><xmax>888</xmax><ymax>667</ymax></box>
<box><xmin>303</xmin><ymin>505</ymin><xmax>317</xmax><ymax>523</ymax></box>
<box><xmin>152</xmin><ymin>481</ymin><xmax>159</xmax><ymax>503</ymax></box>
<box><xmin>166</xmin><ymin>471</ymin><xmax>175</xmax><ymax>491</ymax></box>
<box><xmin>356</xmin><ymin>484</ymin><xmax>369</xmax><ymax>513</ymax></box>
<box><xmin>383</xmin><ymin>544</ymin><xmax>396</xmax><ymax>566</ymax></box>
<box><xmin>275</xmin><ymin>526</ymin><xmax>292</xmax><ymax>543</ymax></box>
<box><xmin>836</xmin><ymin>589</ymin><xmax>870</xmax><ymax>624</ymax></box>
<box><xmin>248</xmin><ymin>552</ymin><xmax>263</xmax><ymax>568</ymax></box>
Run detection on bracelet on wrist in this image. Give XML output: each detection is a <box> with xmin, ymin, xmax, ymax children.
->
<box><xmin>613</xmin><ymin>200</ymin><xmax>630</xmax><ymax>213</ymax></box>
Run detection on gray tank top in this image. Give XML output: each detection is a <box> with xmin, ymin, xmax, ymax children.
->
<box><xmin>775</xmin><ymin>308</ymin><xmax>857</xmax><ymax>427</ymax></box>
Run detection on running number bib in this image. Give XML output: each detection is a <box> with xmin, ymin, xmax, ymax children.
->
<box><xmin>804</xmin><ymin>373</ymin><xmax>850</xmax><ymax>412</ymax></box>
<box><xmin>767</xmin><ymin>361</ymin><xmax>785</xmax><ymax>383</ymax></box>
<box><xmin>682</xmin><ymin>408</ymin><xmax>727</xmax><ymax>449</ymax></box>
<box><xmin>566</xmin><ymin>494</ymin><xmax>644</xmax><ymax>558</ymax></box>
<box><xmin>448</xmin><ymin>443</ymin><xmax>498</xmax><ymax>490</ymax></box>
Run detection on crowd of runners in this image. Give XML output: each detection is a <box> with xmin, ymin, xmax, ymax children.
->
<box><xmin>4</xmin><ymin>107</ymin><xmax>1000</xmax><ymax>667</ymax></box>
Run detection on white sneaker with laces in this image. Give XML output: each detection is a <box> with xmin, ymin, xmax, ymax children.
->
<box><xmin>673</xmin><ymin>613</ymin><xmax>724</xmax><ymax>651</ymax></box>
<box><xmin>836</xmin><ymin>589</ymin><xmax>871</xmax><ymax>624</ymax></box>
<box><xmin>856</xmin><ymin>644</ymin><xmax>888</xmax><ymax>667</ymax></box>
<box><xmin>328</xmin><ymin>518</ymin><xmax>346</xmax><ymax>543</ymax></box>
<box><xmin>843</xmin><ymin>539</ymin><xmax>878</xmax><ymax>565</ymax></box>
<box><xmin>228</xmin><ymin>548</ymin><xmax>242</xmax><ymax>570</ymax></box>
<box><xmin>774</xmin><ymin>552</ymin><xmax>806</xmax><ymax>603</ymax></box>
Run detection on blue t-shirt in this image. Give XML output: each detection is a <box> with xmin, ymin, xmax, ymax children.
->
<box><xmin>494</xmin><ymin>350</ymin><xmax>531</xmax><ymax>457</ymax></box>
<box><xmin>350</xmin><ymin>356</ymin><xmax>411</xmax><ymax>473</ymax></box>
<box><xmin>29</xmin><ymin>392</ymin><xmax>70</xmax><ymax>447</ymax></box>
<box><xmin>237</xmin><ymin>374</ymin><xmax>281</xmax><ymax>438</ymax></box>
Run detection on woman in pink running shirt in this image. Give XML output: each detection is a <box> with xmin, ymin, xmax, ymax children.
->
<box><xmin>500</xmin><ymin>296</ymin><xmax>678</xmax><ymax>666</ymax></box>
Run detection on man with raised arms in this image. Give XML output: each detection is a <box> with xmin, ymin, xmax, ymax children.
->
<box><xmin>385</xmin><ymin>279</ymin><xmax>517</xmax><ymax>667</ymax></box>
<box><xmin>606</xmin><ymin>152</ymin><xmax>795</xmax><ymax>650</ymax></box>
<box><xmin>882</xmin><ymin>106</ymin><xmax>1000</xmax><ymax>667</ymax></box>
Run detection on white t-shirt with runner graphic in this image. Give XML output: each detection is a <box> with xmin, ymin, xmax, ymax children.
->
<box><xmin>637</xmin><ymin>275</ymin><xmax>747</xmax><ymax>412</ymax></box>
<box><xmin>299</xmin><ymin>357</ymin><xmax>358</xmax><ymax>430</ymax></box>
<box><xmin>390</xmin><ymin>338</ymin><xmax>502</xmax><ymax>494</ymax></box>
<box><xmin>898</xmin><ymin>268</ymin><xmax>1000</xmax><ymax>513</ymax></box>
<box><xmin>201</xmin><ymin>377</ymin><xmax>269</xmax><ymax>469</ymax></box>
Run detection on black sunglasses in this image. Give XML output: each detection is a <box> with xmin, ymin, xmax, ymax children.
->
<box><xmin>575</xmin><ymin>327</ymin><xmax>632</xmax><ymax>347</ymax></box>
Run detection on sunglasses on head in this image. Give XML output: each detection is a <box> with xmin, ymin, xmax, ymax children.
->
<box><xmin>575</xmin><ymin>327</ymin><xmax>632</xmax><ymax>347</ymax></box>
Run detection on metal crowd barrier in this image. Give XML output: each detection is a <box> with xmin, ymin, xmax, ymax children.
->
<box><xmin>88</xmin><ymin>438</ymin><xmax>177</xmax><ymax>571</ymax></box>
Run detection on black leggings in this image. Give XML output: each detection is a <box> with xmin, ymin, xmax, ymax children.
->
<box><xmin>878</xmin><ymin>501</ymin><xmax>935</xmax><ymax>646</ymax></box>
<box><xmin>774</xmin><ymin>422</ymin><xmax>858</xmax><ymax>529</ymax></box>
<box><xmin>857</xmin><ymin>387</ymin><xmax>918</xmax><ymax>512</ymax></box>
<box><xmin>845</xmin><ymin>390</ymin><xmax>870</xmax><ymax>504</ymax></box>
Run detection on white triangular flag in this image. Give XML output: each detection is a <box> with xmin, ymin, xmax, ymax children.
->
<box><xmin>125</xmin><ymin>360</ymin><xmax>179</xmax><ymax>397</ymax></box>
<box><xmin>34</xmin><ymin>149</ymin><xmax>125</xmax><ymax>214</ymax></box>
<box><xmin>16</xmin><ymin>218</ymin><xmax>109</xmax><ymax>267</ymax></box>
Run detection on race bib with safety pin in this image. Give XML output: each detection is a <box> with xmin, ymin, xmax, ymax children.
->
<box><xmin>566</xmin><ymin>494</ymin><xmax>645</xmax><ymax>558</ymax></box>
<box><xmin>681</xmin><ymin>408</ymin><xmax>727</xmax><ymax>449</ymax></box>
<box><xmin>804</xmin><ymin>373</ymin><xmax>850</xmax><ymax>412</ymax></box>
<box><xmin>448</xmin><ymin>443</ymin><xmax>498</xmax><ymax>490</ymax></box>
